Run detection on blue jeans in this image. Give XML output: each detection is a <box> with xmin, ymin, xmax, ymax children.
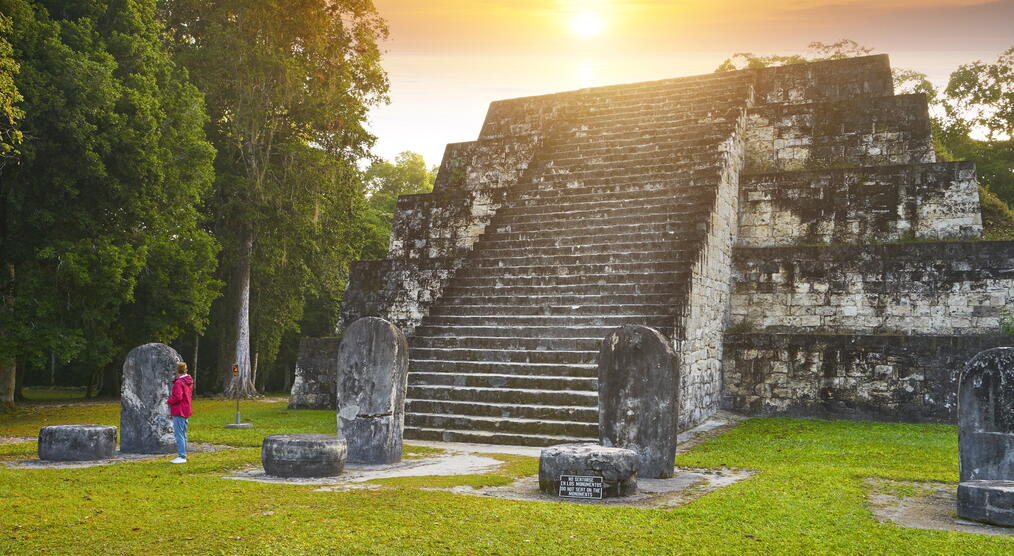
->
<box><xmin>172</xmin><ymin>416</ymin><xmax>188</xmax><ymax>459</ymax></box>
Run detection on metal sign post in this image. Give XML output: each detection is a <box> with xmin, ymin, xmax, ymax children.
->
<box><xmin>224</xmin><ymin>364</ymin><xmax>253</xmax><ymax>429</ymax></box>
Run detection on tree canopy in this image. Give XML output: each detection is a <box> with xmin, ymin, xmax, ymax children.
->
<box><xmin>0</xmin><ymin>0</ymin><xmax>220</xmax><ymax>404</ymax></box>
<box><xmin>158</xmin><ymin>0</ymin><xmax>390</xmax><ymax>395</ymax></box>
<box><xmin>360</xmin><ymin>151</ymin><xmax>436</xmax><ymax>260</ymax></box>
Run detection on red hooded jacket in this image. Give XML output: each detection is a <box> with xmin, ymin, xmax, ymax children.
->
<box><xmin>167</xmin><ymin>374</ymin><xmax>193</xmax><ymax>418</ymax></box>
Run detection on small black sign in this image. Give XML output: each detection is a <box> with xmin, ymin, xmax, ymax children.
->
<box><xmin>558</xmin><ymin>475</ymin><xmax>604</xmax><ymax>499</ymax></box>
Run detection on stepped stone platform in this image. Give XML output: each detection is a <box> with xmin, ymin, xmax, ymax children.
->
<box><xmin>295</xmin><ymin>54</ymin><xmax>1014</xmax><ymax>446</ymax></box>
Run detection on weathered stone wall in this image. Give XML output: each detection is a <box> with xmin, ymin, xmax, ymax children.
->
<box><xmin>722</xmin><ymin>333</ymin><xmax>1012</xmax><ymax>422</ymax></box>
<box><xmin>288</xmin><ymin>337</ymin><xmax>340</xmax><ymax>410</ymax></box>
<box><xmin>744</xmin><ymin>94</ymin><xmax>935</xmax><ymax>174</ymax></box>
<box><xmin>752</xmin><ymin>54</ymin><xmax>894</xmax><ymax>105</ymax></box>
<box><xmin>339</xmin><ymin>258</ymin><xmax>465</xmax><ymax>335</ymax></box>
<box><xmin>738</xmin><ymin>162</ymin><xmax>982</xmax><ymax>246</ymax></box>
<box><xmin>730</xmin><ymin>242</ymin><xmax>1014</xmax><ymax>336</ymax></box>
<box><xmin>676</xmin><ymin>110</ymin><xmax>749</xmax><ymax>429</ymax></box>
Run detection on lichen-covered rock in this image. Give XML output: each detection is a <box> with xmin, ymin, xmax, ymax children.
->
<box><xmin>288</xmin><ymin>337</ymin><xmax>340</xmax><ymax>410</ymax></box>
<box><xmin>538</xmin><ymin>443</ymin><xmax>638</xmax><ymax>498</ymax></box>
<box><xmin>598</xmin><ymin>325</ymin><xmax>679</xmax><ymax>479</ymax></box>
<box><xmin>38</xmin><ymin>425</ymin><xmax>117</xmax><ymax>461</ymax></box>
<box><xmin>336</xmin><ymin>317</ymin><xmax>409</xmax><ymax>464</ymax></box>
<box><xmin>262</xmin><ymin>434</ymin><xmax>347</xmax><ymax>478</ymax></box>
<box><xmin>959</xmin><ymin>347</ymin><xmax>1014</xmax><ymax>482</ymax></box>
<box><xmin>957</xmin><ymin>347</ymin><xmax>1014</xmax><ymax>527</ymax></box>
<box><xmin>120</xmin><ymin>343</ymin><xmax>179</xmax><ymax>454</ymax></box>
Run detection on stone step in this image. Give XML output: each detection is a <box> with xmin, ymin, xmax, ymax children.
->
<box><xmin>409</xmin><ymin>372</ymin><xmax>597</xmax><ymax>391</ymax></box>
<box><xmin>531</xmin><ymin>160</ymin><xmax>722</xmax><ymax>185</ymax></box>
<box><xmin>428</xmin><ymin>304</ymin><xmax>674</xmax><ymax>318</ymax></box>
<box><xmin>494</xmin><ymin>206</ymin><xmax>709</xmax><ymax>230</ymax></box>
<box><xmin>455</xmin><ymin>261</ymin><xmax>689</xmax><ymax>279</ymax></box>
<box><xmin>500</xmin><ymin>193</ymin><xmax>711</xmax><ymax>216</ymax></box>
<box><xmin>410</xmin><ymin>359</ymin><xmax>598</xmax><ymax>378</ymax></box>
<box><xmin>407</xmin><ymin>384</ymin><xmax>598</xmax><ymax>406</ymax></box>
<box><xmin>406</xmin><ymin>399</ymin><xmax>598</xmax><ymax>423</ymax></box>
<box><xmin>475</xmin><ymin>231</ymin><xmax>701</xmax><ymax>251</ymax></box>
<box><xmin>514</xmin><ymin>179</ymin><xmax>712</xmax><ymax>203</ymax></box>
<box><xmin>410</xmin><ymin>336</ymin><xmax>604</xmax><ymax>352</ymax></box>
<box><xmin>405</xmin><ymin>413</ymin><xmax>598</xmax><ymax>438</ymax></box>
<box><xmin>403</xmin><ymin>426</ymin><xmax>594</xmax><ymax>447</ymax></box>
<box><xmin>439</xmin><ymin>293</ymin><xmax>680</xmax><ymax>307</ymax></box>
<box><xmin>469</xmin><ymin>250</ymin><xmax>692</xmax><ymax>268</ymax></box>
<box><xmin>480</xmin><ymin>222</ymin><xmax>707</xmax><ymax>244</ymax></box>
<box><xmin>411</xmin><ymin>346</ymin><xmax>596</xmax><ymax>365</ymax></box>
<box><xmin>421</xmin><ymin>314</ymin><xmax>673</xmax><ymax>329</ymax></box>
<box><xmin>474</xmin><ymin>242</ymin><xmax>679</xmax><ymax>259</ymax></box>
<box><xmin>548</xmin><ymin>130</ymin><xmax>735</xmax><ymax>159</ymax></box>
<box><xmin>442</xmin><ymin>280</ymin><xmax>687</xmax><ymax>297</ymax></box>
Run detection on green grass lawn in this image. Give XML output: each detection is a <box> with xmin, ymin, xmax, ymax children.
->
<box><xmin>2</xmin><ymin>401</ymin><xmax>1012</xmax><ymax>554</ymax></box>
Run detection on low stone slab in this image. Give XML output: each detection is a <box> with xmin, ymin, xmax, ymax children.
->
<box><xmin>288</xmin><ymin>337</ymin><xmax>340</xmax><ymax>410</ymax></box>
<box><xmin>38</xmin><ymin>425</ymin><xmax>117</xmax><ymax>462</ymax></box>
<box><xmin>336</xmin><ymin>317</ymin><xmax>410</xmax><ymax>465</ymax></box>
<box><xmin>957</xmin><ymin>480</ymin><xmax>1014</xmax><ymax>527</ymax></box>
<box><xmin>538</xmin><ymin>443</ymin><xmax>638</xmax><ymax>498</ymax></box>
<box><xmin>121</xmin><ymin>343</ymin><xmax>180</xmax><ymax>454</ymax></box>
<box><xmin>598</xmin><ymin>325</ymin><xmax>679</xmax><ymax>479</ymax></box>
<box><xmin>262</xmin><ymin>434</ymin><xmax>347</xmax><ymax>478</ymax></box>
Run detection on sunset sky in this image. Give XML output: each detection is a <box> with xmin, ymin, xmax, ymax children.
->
<box><xmin>366</xmin><ymin>0</ymin><xmax>1014</xmax><ymax>166</ymax></box>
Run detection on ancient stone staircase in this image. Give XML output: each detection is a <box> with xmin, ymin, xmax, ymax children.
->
<box><xmin>403</xmin><ymin>73</ymin><xmax>754</xmax><ymax>445</ymax></box>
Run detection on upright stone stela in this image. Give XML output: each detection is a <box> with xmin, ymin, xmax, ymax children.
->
<box><xmin>335</xmin><ymin>317</ymin><xmax>410</xmax><ymax>464</ymax></box>
<box><xmin>120</xmin><ymin>343</ymin><xmax>180</xmax><ymax>454</ymax></box>
<box><xmin>302</xmin><ymin>54</ymin><xmax>1014</xmax><ymax>446</ymax></box>
<box><xmin>957</xmin><ymin>348</ymin><xmax>1014</xmax><ymax>527</ymax></box>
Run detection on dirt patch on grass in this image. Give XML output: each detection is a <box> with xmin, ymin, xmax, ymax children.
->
<box><xmin>440</xmin><ymin>466</ymin><xmax>754</xmax><ymax>508</ymax></box>
<box><xmin>3</xmin><ymin>442</ymin><xmax>234</xmax><ymax>469</ymax></box>
<box><xmin>866</xmin><ymin>478</ymin><xmax>1014</xmax><ymax>537</ymax></box>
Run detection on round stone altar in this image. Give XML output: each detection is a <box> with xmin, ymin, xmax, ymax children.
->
<box><xmin>539</xmin><ymin>443</ymin><xmax>638</xmax><ymax>498</ymax></box>
<box><xmin>261</xmin><ymin>434</ymin><xmax>347</xmax><ymax>478</ymax></box>
<box><xmin>958</xmin><ymin>480</ymin><xmax>1014</xmax><ymax>527</ymax></box>
<box><xmin>38</xmin><ymin>425</ymin><xmax>117</xmax><ymax>462</ymax></box>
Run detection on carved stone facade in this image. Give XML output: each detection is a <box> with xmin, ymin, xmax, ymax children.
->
<box><xmin>295</xmin><ymin>54</ymin><xmax>1014</xmax><ymax>445</ymax></box>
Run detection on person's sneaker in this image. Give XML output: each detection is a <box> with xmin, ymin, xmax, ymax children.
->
<box><xmin>170</xmin><ymin>457</ymin><xmax>187</xmax><ymax>464</ymax></box>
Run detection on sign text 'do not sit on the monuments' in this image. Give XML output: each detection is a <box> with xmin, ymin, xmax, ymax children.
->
<box><xmin>558</xmin><ymin>475</ymin><xmax>604</xmax><ymax>499</ymax></box>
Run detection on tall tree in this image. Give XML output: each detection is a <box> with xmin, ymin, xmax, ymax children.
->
<box><xmin>0</xmin><ymin>0</ymin><xmax>220</xmax><ymax>408</ymax></box>
<box><xmin>158</xmin><ymin>0</ymin><xmax>389</xmax><ymax>397</ymax></box>
<box><xmin>0</xmin><ymin>13</ymin><xmax>23</xmax><ymax>411</ymax></box>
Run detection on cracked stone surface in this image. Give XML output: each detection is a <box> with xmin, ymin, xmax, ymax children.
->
<box><xmin>261</xmin><ymin>434</ymin><xmax>347</xmax><ymax>478</ymax></box>
<box><xmin>598</xmin><ymin>325</ymin><xmax>679</xmax><ymax>478</ymax></box>
<box><xmin>538</xmin><ymin>443</ymin><xmax>638</xmax><ymax>497</ymax></box>
<box><xmin>37</xmin><ymin>425</ymin><xmax>116</xmax><ymax>462</ymax></box>
<box><xmin>336</xmin><ymin>317</ymin><xmax>410</xmax><ymax>464</ymax></box>
<box><xmin>120</xmin><ymin>343</ymin><xmax>180</xmax><ymax>454</ymax></box>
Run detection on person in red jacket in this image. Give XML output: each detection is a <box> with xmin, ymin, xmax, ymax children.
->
<box><xmin>167</xmin><ymin>361</ymin><xmax>194</xmax><ymax>464</ymax></box>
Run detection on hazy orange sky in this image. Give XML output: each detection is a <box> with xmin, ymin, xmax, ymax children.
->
<box><xmin>367</xmin><ymin>0</ymin><xmax>1014</xmax><ymax>166</ymax></box>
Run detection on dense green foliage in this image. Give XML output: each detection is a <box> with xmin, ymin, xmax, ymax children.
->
<box><xmin>2</xmin><ymin>406</ymin><xmax>1013</xmax><ymax>553</ymax></box>
<box><xmin>0</xmin><ymin>13</ymin><xmax>22</xmax><ymax>160</ymax></box>
<box><xmin>360</xmin><ymin>151</ymin><xmax>436</xmax><ymax>260</ymax></box>
<box><xmin>158</xmin><ymin>0</ymin><xmax>389</xmax><ymax>394</ymax></box>
<box><xmin>0</xmin><ymin>0</ymin><xmax>220</xmax><ymax>397</ymax></box>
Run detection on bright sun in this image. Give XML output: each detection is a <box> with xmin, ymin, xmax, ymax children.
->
<box><xmin>570</xmin><ymin>12</ymin><xmax>605</xmax><ymax>37</ymax></box>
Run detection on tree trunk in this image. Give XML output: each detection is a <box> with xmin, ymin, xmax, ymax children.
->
<box><xmin>0</xmin><ymin>358</ymin><xmax>15</xmax><ymax>413</ymax></box>
<box><xmin>224</xmin><ymin>230</ymin><xmax>257</xmax><ymax>398</ymax></box>
<box><xmin>98</xmin><ymin>363</ymin><xmax>119</xmax><ymax>398</ymax></box>
<box><xmin>192</xmin><ymin>333</ymin><xmax>199</xmax><ymax>390</ymax></box>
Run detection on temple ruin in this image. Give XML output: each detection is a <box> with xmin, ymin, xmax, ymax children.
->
<box><xmin>294</xmin><ymin>54</ymin><xmax>1014</xmax><ymax>446</ymax></box>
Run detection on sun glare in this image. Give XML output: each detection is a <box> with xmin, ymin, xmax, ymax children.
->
<box><xmin>570</xmin><ymin>12</ymin><xmax>605</xmax><ymax>37</ymax></box>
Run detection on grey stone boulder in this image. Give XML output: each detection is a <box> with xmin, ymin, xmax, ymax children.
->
<box><xmin>38</xmin><ymin>425</ymin><xmax>117</xmax><ymax>461</ymax></box>
<box><xmin>957</xmin><ymin>481</ymin><xmax>1014</xmax><ymax>527</ymax></box>
<box><xmin>262</xmin><ymin>434</ymin><xmax>347</xmax><ymax>478</ymax></box>
<box><xmin>598</xmin><ymin>325</ymin><xmax>679</xmax><ymax>479</ymax></box>
<box><xmin>957</xmin><ymin>347</ymin><xmax>1014</xmax><ymax>526</ymax></box>
<box><xmin>336</xmin><ymin>317</ymin><xmax>409</xmax><ymax>465</ymax></box>
<box><xmin>288</xmin><ymin>337</ymin><xmax>340</xmax><ymax>410</ymax></box>
<box><xmin>539</xmin><ymin>443</ymin><xmax>638</xmax><ymax>498</ymax></box>
<box><xmin>120</xmin><ymin>343</ymin><xmax>180</xmax><ymax>454</ymax></box>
